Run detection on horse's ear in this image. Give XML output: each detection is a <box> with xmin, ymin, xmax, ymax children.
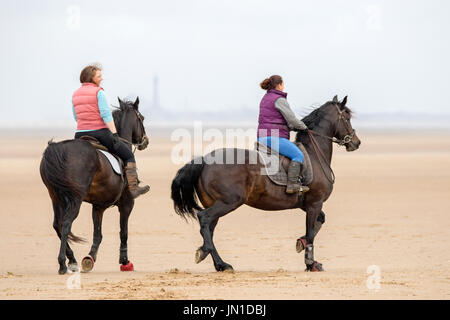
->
<box><xmin>117</xmin><ymin>97</ymin><xmax>123</xmax><ymax>105</ymax></box>
<box><xmin>341</xmin><ymin>95</ymin><xmax>348</xmax><ymax>107</ymax></box>
<box><xmin>134</xmin><ymin>96</ymin><xmax>140</xmax><ymax>109</ymax></box>
<box><xmin>332</xmin><ymin>95</ymin><xmax>339</xmax><ymax>103</ymax></box>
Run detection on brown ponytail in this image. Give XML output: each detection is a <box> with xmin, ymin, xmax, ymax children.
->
<box><xmin>260</xmin><ymin>75</ymin><xmax>283</xmax><ymax>90</ymax></box>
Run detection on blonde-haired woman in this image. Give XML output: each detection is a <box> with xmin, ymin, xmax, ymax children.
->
<box><xmin>72</xmin><ymin>64</ymin><xmax>149</xmax><ymax>199</ymax></box>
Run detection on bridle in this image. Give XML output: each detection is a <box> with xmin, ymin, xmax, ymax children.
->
<box><xmin>118</xmin><ymin>108</ymin><xmax>148</xmax><ymax>153</ymax></box>
<box><xmin>306</xmin><ymin>104</ymin><xmax>356</xmax><ymax>184</ymax></box>
<box><xmin>308</xmin><ymin>104</ymin><xmax>355</xmax><ymax>146</ymax></box>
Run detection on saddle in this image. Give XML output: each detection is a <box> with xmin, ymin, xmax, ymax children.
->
<box><xmin>78</xmin><ymin>136</ymin><xmax>124</xmax><ymax>175</ymax></box>
<box><xmin>255</xmin><ymin>141</ymin><xmax>313</xmax><ymax>186</ymax></box>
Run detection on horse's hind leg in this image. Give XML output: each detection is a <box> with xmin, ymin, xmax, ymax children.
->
<box><xmin>82</xmin><ymin>205</ymin><xmax>106</xmax><ymax>272</ymax></box>
<box><xmin>57</xmin><ymin>200</ymin><xmax>82</xmax><ymax>275</ymax></box>
<box><xmin>196</xmin><ymin>198</ymin><xmax>244</xmax><ymax>272</ymax></box>
<box><xmin>195</xmin><ymin>217</ymin><xmax>218</xmax><ymax>263</ymax></box>
<box><xmin>52</xmin><ymin>203</ymin><xmax>78</xmax><ymax>273</ymax></box>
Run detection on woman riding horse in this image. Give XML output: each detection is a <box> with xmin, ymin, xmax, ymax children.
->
<box><xmin>257</xmin><ymin>75</ymin><xmax>309</xmax><ymax>193</ymax></box>
<box><xmin>72</xmin><ymin>64</ymin><xmax>149</xmax><ymax>199</ymax></box>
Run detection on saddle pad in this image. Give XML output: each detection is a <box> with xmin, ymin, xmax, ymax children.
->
<box><xmin>255</xmin><ymin>141</ymin><xmax>313</xmax><ymax>186</ymax></box>
<box><xmin>98</xmin><ymin>150</ymin><xmax>122</xmax><ymax>175</ymax></box>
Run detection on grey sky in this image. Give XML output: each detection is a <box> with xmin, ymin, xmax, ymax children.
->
<box><xmin>1</xmin><ymin>0</ymin><xmax>449</xmax><ymax>127</ymax></box>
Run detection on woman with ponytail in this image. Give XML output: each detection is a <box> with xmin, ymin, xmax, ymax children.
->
<box><xmin>257</xmin><ymin>75</ymin><xmax>309</xmax><ymax>194</ymax></box>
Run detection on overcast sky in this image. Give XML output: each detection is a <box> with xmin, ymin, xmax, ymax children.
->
<box><xmin>1</xmin><ymin>0</ymin><xmax>449</xmax><ymax>127</ymax></box>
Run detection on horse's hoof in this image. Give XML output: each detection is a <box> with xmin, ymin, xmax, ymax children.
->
<box><xmin>81</xmin><ymin>255</ymin><xmax>94</xmax><ymax>273</ymax></box>
<box><xmin>68</xmin><ymin>263</ymin><xmax>79</xmax><ymax>273</ymax></box>
<box><xmin>195</xmin><ymin>247</ymin><xmax>208</xmax><ymax>264</ymax></box>
<box><xmin>216</xmin><ymin>264</ymin><xmax>234</xmax><ymax>272</ymax></box>
<box><xmin>305</xmin><ymin>261</ymin><xmax>324</xmax><ymax>272</ymax></box>
<box><xmin>58</xmin><ymin>266</ymin><xmax>68</xmax><ymax>275</ymax></box>
<box><xmin>120</xmin><ymin>261</ymin><xmax>134</xmax><ymax>272</ymax></box>
<box><xmin>223</xmin><ymin>266</ymin><xmax>234</xmax><ymax>273</ymax></box>
<box><xmin>296</xmin><ymin>237</ymin><xmax>306</xmax><ymax>253</ymax></box>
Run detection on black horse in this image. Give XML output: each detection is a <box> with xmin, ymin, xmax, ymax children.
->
<box><xmin>40</xmin><ymin>97</ymin><xmax>149</xmax><ymax>274</ymax></box>
<box><xmin>171</xmin><ymin>95</ymin><xmax>361</xmax><ymax>272</ymax></box>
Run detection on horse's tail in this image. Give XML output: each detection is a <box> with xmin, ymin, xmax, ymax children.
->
<box><xmin>40</xmin><ymin>140</ymin><xmax>87</xmax><ymax>244</ymax></box>
<box><xmin>171</xmin><ymin>157</ymin><xmax>205</xmax><ymax>220</ymax></box>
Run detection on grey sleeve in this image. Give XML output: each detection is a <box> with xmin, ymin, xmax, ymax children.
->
<box><xmin>274</xmin><ymin>98</ymin><xmax>308</xmax><ymax>130</ymax></box>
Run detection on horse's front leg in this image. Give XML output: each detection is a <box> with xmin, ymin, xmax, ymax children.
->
<box><xmin>118</xmin><ymin>195</ymin><xmax>135</xmax><ymax>271</ymax></box>
<box><xmin>296</xmin><ymin>210</ymin><xmax>325</xmax><ymax>253</ymax></box>
<box><xmin>303</xmin><ymin>203</ymin><xmax>324</xmax><ymax>272</ymax></box>
<box><xmin>81</xmin><ymin>205</ymin><xmax>106</xmax><ymax>272</ymax></box>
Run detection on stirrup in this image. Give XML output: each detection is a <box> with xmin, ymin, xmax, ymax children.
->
<box><xmin>286</xmin><ymin>184</ymin><xmax>300</xmax><ymax>194</ymax></box>
<box><xmin>299</xmin><ymin>186</ymin><xmax>310</xmax><ymax>193</ymax></box>
<box><xmin>286</xmin><ymin>185</ymin><xmax>309</xmax><ymax>194</ymax></box>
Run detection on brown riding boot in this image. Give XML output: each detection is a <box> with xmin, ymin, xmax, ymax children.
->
<box><xmin>286</xmin><ymin>161</ymin><xmax>309</xmax><ymax>194</ymax></box>
<box><xmin>125</xmin><ymin>162</ymin><xmax>150</xmax><ymax>199</ymax></box>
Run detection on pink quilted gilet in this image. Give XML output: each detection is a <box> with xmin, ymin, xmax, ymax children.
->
<box><xmin>72</xmin><ymin>83</ymin><xmax>108</xmax><ymax>131</ymax></box>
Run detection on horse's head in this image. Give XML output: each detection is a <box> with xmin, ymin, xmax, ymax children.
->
<box><xmin>329</xmin><ymin>95</ymin><xmax>361</xmax><ymax>152</ymax></box>
<box><xmin>115</xmin><ymin>97</ymin><xmax>149</xmax><ymax>150</ymax></box>
<box><xmin>298</xmin><ymin>95</ymin><xmax>361</xmax><ymax>151</ymax></box>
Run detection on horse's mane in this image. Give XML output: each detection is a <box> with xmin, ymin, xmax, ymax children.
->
<box><xmin>112</xmin><ymin>99</ymin><xmax>135</xmax><ymax>125</ymax></box>
<box><xmin>301</xmin><ymin>102</ymin><xmax>333</xmax><ymax>128</ymax></box>
<box><xmin>296</xmin><ymin>101</ymin><xmax>353</xmax><ymax>143</ymax></box>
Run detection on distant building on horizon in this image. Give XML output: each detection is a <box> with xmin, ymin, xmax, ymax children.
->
<box><xmin>152</xmin><ymin>76</ymin><xmax>159</xmax><ymax>110</ymax></box>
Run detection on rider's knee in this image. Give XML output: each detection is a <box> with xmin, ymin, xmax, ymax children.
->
<box><xmin>292</xmin><ymin>151</ymin><xmax>304</xmax><ymax>163</ymax></box>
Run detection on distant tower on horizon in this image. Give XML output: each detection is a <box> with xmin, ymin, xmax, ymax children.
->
<box><xmin>152</xmin><ymin>76</ymin><xmax>159</xmax><ymax>110</ymax></box>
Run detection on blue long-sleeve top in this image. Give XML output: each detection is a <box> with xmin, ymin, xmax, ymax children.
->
<box><xmin>72</xmin><ymin>90</ymin><xmax>113</xmax><ymax>132</ymax></box>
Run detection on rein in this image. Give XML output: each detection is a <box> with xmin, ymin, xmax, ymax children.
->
<box><xmin>119</xmin><ymin>136</ymin><xmax>146</xmax><ymax>154</ymax></box>
<box><xmin>306</xmin><ymin>104</ymin><xmax>355</xmax><ymax>184</ymax></box>
<box><xmin>307</xmin><ymin>130</ymin><xmax>335</xmax><ymax>184</ymax></box>
<box><xmin>307</xmin><ymin>129</ymin><xmax>352</xmax><ymax>146</ymax></box>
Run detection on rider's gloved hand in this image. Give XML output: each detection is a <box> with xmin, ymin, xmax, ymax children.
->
<box><xmin>112</xmin><ymin>133</ymin><xmax>120</xmax><ymax>150</ymax></box>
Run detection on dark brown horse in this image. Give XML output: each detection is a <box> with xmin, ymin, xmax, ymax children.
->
<box><xmin>40</xmin><ymin>97</ymin><xmax>149</xmax><ymax>274</ymax></box>
<box><xmin>171</xmin><ymin>95</ymin><xmax>360</xmax><ymax>272</ymax></box>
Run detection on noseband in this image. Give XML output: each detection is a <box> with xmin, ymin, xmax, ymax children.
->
<box><xmin>334</xmin><ymin>105</ymin><xmax>355</xmax><ymax>146</ymax></box>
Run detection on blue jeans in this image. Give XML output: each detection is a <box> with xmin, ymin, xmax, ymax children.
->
<box><xmin>257</xmin><ymin>136</ymin><xmax>304</xmax><ymax>163</ymax></box>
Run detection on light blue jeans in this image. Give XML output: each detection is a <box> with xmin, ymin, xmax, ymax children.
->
<box><xmin>257</xmin><ymin>136</ymin><xmax>304</xmax><ymax>163</ymax></box>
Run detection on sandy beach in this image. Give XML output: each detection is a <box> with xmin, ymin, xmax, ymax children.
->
<box><xmin>0</xmin><ymin>130</ymin><xmax>449</xmax><ymax>299</ymax></box>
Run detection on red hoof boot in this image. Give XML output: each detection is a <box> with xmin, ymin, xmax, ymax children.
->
<box><xmin>120</xmin><ymin>261</ymin><xmax>134</xmax><ymax>271</ymax></box>
<box><xmin>305</xmin><ymin>261</ymin><xmax>324</xmax><ymax>272</ymax></box>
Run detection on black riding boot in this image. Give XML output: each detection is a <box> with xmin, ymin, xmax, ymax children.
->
<box><xmin>286</xmin><ymin>161</ymin><xmax>309</xmax><ymax>194</ymax></box>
